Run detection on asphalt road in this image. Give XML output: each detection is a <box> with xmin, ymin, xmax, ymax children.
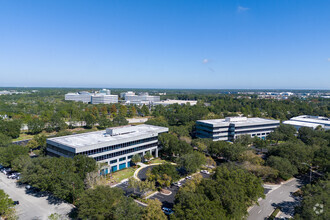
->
<box><xmin>248</xmin><ymin>178</ymin><xmax>304</xmax><ymax>220</ymax></box>
<box><xmin>0</xmin><ymin>172</ymin><xmax>73</xmax><ymax>220</ymax></box>
<box><xmin>137</xmin><ymin>165</ymin><xmax>158</xmax><ymax>181</ymax></box>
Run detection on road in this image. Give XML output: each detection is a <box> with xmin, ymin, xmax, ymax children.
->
<box><xmin>248</xmin><ymin>178</ymin><xmax>304</xmax><ymax>220</ymax></box>
<box><xmin>0</xmin><ymin>173</ymin><xmax>73</xmax><ymax>220</ymax></box>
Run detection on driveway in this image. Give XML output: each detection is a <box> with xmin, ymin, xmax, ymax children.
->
<box><xmin>0</xmin><ymin>173</ymin><xmax>73</xmax><ymax>220</ymax></box>
<box><xmin>248</xmin><ymin>178</ymin><xmax>306</xmax><ymax>220</ymax></box>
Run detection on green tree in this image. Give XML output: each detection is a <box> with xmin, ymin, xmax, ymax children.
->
<box><xmin>113</xmin><ymin>115</ymin><xmax>128</xmax><ymax>126</ymax></box>
<box><xmin>141</xmin><ymin>104</ymin><xmax>150</xmax><ymax>116</ymax></box>
<box><xmin>27</xmin><ymin>117</ymin><xmax>45</xmax><ymax>134</ymax></box>
<box><xmin>110</xmin><ymin>104</ymin><xmax>117</xmax><ymax>117</ymax></box>
<box><xmin>131</xmin><ymin>154</ymin><xmax>141</xmax><ymax>165</ymax></box>
<box><xmin>177</xmin><ymin>151</ymin><xmax>206</xmax><ymax>174</ymax></box>
<box><xmin>119</xmin><ymin>105</ymin><xmax>127</xmax><ymax>117</ymax></box>
<box><xmin>85</xmin><ymin>113</ymin><xmax>97</xmax><ymax>128</ymax></box>
<box><xmin>11</xmin><ymin>155</ymin><xmax>32</xmax><ymax>172</ymax></box>
<box><xmin>0</xmin><ymin>144</ymin><xmax>29</xmax><ymax>167</ymax></box>
<box><xmin>98</xmin><ymin>115</ymin><xmax>113</xmax><ymax>129</ymax></box>
<box><xmin>0</xmin><ymin>189</ymin><xmax>14</xmax><ymax>218</ymax></box>
<box><xmin>142</xmin><ymin>199</ymin><xmax>167</xmax><ymax>220</ymax></box>
<box><xmin>0</xmin><ymin>133</ymin><xmax>11</xmax><ymax>147</ymax></box>
<box><xmin>266</xmin><ymin>156</ymin><xmax>298</xmax><ymax>180</ymax></box>
<box><xmin>76</xmin><ymin>186</ymin><xmax>142</xmax><ymax>220</ymax></box>
<box><xmin>144</xmin><ymin>152</ymin><xmax>152</xmax><ymax>161</ymax></box>
<box><xmin>129</xmin><ymin>106</ymin><xmax>137</xmax><ymax>118</ymax></box>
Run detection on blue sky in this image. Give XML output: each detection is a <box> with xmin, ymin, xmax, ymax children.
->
<box><xmin>0</xmin><ymin>0</ymin><xmax>329</xmax><ymax>89</ymax></box>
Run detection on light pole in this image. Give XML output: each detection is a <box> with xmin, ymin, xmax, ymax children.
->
<box><xmin>301</xmin><ymin>162</ymin><xmax>313</xmax><ymax>183</ymax></box>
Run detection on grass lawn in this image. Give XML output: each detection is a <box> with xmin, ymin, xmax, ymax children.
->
<box><xmin>12</xmin><ymin>133</ymin><xmax>35</xmax><ymax>141</ymax></box>
<box><xmin>111</xmin><ymin>167</ymin><xmax>137</xmax><ymax>183</ymax></box>
<box><xmin>148</xmin><ymin>158</ymin><xmax>167</xmax><ymax>164</ymax></box>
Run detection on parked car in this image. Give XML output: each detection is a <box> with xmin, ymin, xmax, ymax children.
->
<box><xmin>173</xmin><ymin>182</ymin><xmax>182</xmax><ymax>187</ymax></box>
<box><xmin>13</xmin><ymin>201</ymin><xmax>19</xmax><ymax>205</ymax></box>
<box><xmin>186</xmin><ymin>176</ymin><xmax>192</xmax><ymax>180</ymax></box>
<box><xmin>25</xmin><ymin>185</ymin><xmax>32</xmax><ymax>190</ymax></box>
<box><xmin>201</xmin><ymin>170</ymin><xmax>210</xmax><ymax>174</ymax></box>
<box><xmin>3</xmin><ymin>168</ymin><xmax>11</xmax><ymax>175</ymax></box>
<box><xmin>162</xmin><ymin>207</ymin><xmax>174</xmax><ymax>215</ymax></box>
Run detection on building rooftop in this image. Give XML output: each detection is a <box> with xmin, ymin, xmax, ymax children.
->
<box><xmin>283</xmin><ymin>120</ymin><xmax>323</xmax><ymax>129</ymax></box>
<box><xmin>153</xmin><ymin>99</ymin><xmax>197</xmax><ymax>105</ymax></box>
<box><xmin>47</xmin><ymin>124</ymin><xmax>168</xmax><ymax>149</ymax></box>
<box><xmin>289</xmin><ymin>115</ymin><xmax>330</xmax><ymax>125</ymax></box>
<box><xmin>197</xmin><ymin>117</ymin><xmax>279</xmax><ymax>127</ymax></box>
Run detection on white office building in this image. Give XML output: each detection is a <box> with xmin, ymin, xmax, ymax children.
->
<box><xmin>46</xmin><ymin>124</ymin><xmax>168</xmax><ymax>174</ymax></box>
<box><xmin>64</xmin><ymin>91</ymin><xmax>93</xmax><ymax>103</ymax></box>
<box><xmin>283</xmin><ymin>115</ymin><xmax>330</xmax><ymax>130</ymax></box>
<box><xmin>196</xmin><ymin>117</ymin><xmax>280</xmax><ymax>141</ymax></box>
<box><xmin>121</xmin><ymin>91</ymin><xmax>160</xmax><ymax>105</ymax></box>
<box><xmin>153</xmin><ymin>99</ymin><xmax>197</xmax><ymax>106</ymax></box>
<box><xmin>91</xmin><ymin>94</ymin><xmax>118</xmax><ymax>104</ymax></box>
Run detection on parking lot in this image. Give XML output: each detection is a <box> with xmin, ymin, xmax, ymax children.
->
<box><xmin>148</xmin><ymin>172</ymin><xmax>212</xmax><ymax>208</ymax></box>
<box><xmin>0</xmin><ymin>171</ymin><xmax>73</xmax><ymax>220</ymax></box>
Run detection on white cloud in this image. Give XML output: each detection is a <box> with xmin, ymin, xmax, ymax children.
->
<box><xmin>237</xmin><ymin>6</ymin><xmax>249</xmax><ymax>13</ymax></box>
<box><xmin>202</xmin><ymin>59</ymin><xmax>209</xmax><ymax>64</ymax></box>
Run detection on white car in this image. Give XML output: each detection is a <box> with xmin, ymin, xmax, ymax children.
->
<box><xmin>173</xmin><ymin>182</ymin><xmax>182</xmax><ymax>187</ymax></box>
<box><xmin>201</xmin><ymin>170</ymin><xmax>210</xmax><ymax>174</ymax></box>
<box><xmin>186</xmin><ymin>176</ymin><xmax>192</xmax><ymax>180</ymax></box>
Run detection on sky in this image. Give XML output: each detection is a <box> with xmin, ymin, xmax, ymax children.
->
<box><xmin>0</xmin><ymin>0</ymin><xmax>329</xmax><ymax>89</ymax></box>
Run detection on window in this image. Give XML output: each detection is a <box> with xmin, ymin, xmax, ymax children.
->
<box><xmin>128</xmin><ymin>155</ymin><xmax>133</xmax><ymax>159</ymax></box>
<box><xmin>119</xmin><ymin>157</ymin><xmax>126</xmax><ymax>161</ymax></box>
<box><xmin>110</xmin><ymin>159</ymin><xmax>117</xmax><ymax>164</ymax></box>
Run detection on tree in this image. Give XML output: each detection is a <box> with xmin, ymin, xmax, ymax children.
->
<box><xmin>98</xmin><ymin>115</ymin><xmax>113</xmax><ymax>129</ymax></box>
<box><xmin>119</xmin><ymin>105</ymin><xmax>127</xmax><ymax>117</ymax></box>
<box><xmin>145</xmin><ymin>116</ymin><xmax>169</xmax><ymax>127</ymax></box>
<box><xmin>131</xmin><ymin>154</ymin><xmax>141</xmax><ymax>165</ymax></box>
<box><xmin>0</xmin><ymin>189</ymin><xmax>14</xmax><ymax>218</ymax></box>
<box><xmin>76</xmin><ymin>186</ymin><xmax>142</xmax><ymax>220</ymax></box>
<box><xmin>0</xmin><ymin>144</ymin><xmax>29</xmax><ymax>167</ymax></box>
<box><xmin>85</xmin><ymin>113</ymin><xmax>97</xmax><ymax>128</ymax></box>
<box><xmin>0</xmin><ymin>133</ymin><xmax>11</xmax><ymax>147</ymax></box>
<box><xmin>0</xmin><ymin>119</ymin><xmax>21</xmax><ymax>138</ymax></box>
<box><xmin>141</xmin><ymin>104</ymin><xmax>150</xmax><ymax>116</ymax></box>
<box><xmin>151</xmin><ymin>164</ymin><xmax>180</xmax><ymax>184</ymax></box>
<box><xmin>27</xmin><ymin>117</ymin><xmax>45</xmax><ymax>134</ymax></box>
<box><xmin>177</xmin><ymin>151</ymin><xmax>206</xmax><ymax>174</ymax></box>
<box><xmin>113</xmin><ymin>115</ymin><xmax>128</xmax><ymax>126</ymax></box>
<box><xmin>268</xmin><ymin>124</ymin><xmax>296</xmax><ymax>144</ymax></box>
<box><xmin>144</xmin><ymin>152</ymin><xmax>152</xmax><ymax>161</ymax></box>
<box><xmin>26</xmin><ymin>139</ymin><xmax>38</xmax><ymax>152</ymax></box>
<box><xmin>266</xmin><ymin>156</ymin><xmax>298</xmax><ymax>180</ymax></box>
<box><xmin>110</xmin><ymin>104</ymin><xmax>117</xmax><ymax>117</ymax></box>
<box><xmin>142</xmin><ymin>199</ymin><xmax>167</xmax><ymax>220</ymax></box>
<box><xmin>129</xmin><ymin>106</ymin><xmax>137</xmax><ymax>118</ymax></box>
<box><xmin>11</xmin><ymin>155</ymin><xmax>32</xmax><ymax>172</ymax></box>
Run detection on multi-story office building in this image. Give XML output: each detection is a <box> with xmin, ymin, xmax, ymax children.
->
<box><xmin>196</xmin><ymin>117</ymin><xmax>280</xmax><ymax>141</ymax></box>
<box><xmin>121</xmin><ymin>91</ymin><xmax>160</xmax><ymax>105</ymax></box>
<box><xmin>46</xmin><ymin>124</ymin><xmax>168</xmax><ymax>174</ymax></box>
<box><xmin>283</xmin><ymin>115</ymin><xmax>330</xmax><ymax>130</ymax></box>
<box><xmin>64</xmin><ymin>91</ymin><xmax>93</xmax><ymax>103</ymax></box>
<box><xmin>91</xmin><ymin>94</ymin><xmax>118</xmax><ymax>104</ymax></box>
<box><xmin>153</xmin><ymin>99</ymin><xmax>197</xmax><ymax>106</ymax></box>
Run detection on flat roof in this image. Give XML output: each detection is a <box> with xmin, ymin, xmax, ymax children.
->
<box><xmin>197</xmin><ymin>117</ymin><xmax>279</xmax><ymax>127</ymax></box>
<box><xmin>154</xmin><ymin>100</ymin><xmax>197</xmax><ymax>104</ymax></box>
<box><xmin>47</xmin><ymin>124</ymin><xmax>168</xmax><ymax>149</ymax></box>
<box><xmin>289</xmin><ymin>115</ymin><xmax>330</xmax><ymax>125</ymax></box>
<box><xmin>283</xmin><ymin>120</ymin><xmax>322</xmax><ymax>129</ymax></box>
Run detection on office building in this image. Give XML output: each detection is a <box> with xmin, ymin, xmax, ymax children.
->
<box><xmin>46</xmin><ymin>124</ymin><xmax>168</xmax><ymax>174</ymax></box>
<box><xmin>64</xmin><ymin>91</ymin><xmax>93</xmax><ymax>103</ymax></box>
<box><xmin>153</xmin><ymin>99</ymin><xmax>197</xmax><ymax>106</ymax></box>
<box><xmin>91</xmin><ymin>94</ymin><xmax>118</xmax><ymax>104</ymax></box>
<box><xmin>121</xmin><ymin>91</ymin><xmax>160</xmax><ymax>105</ymax></box>
<box><xmin>283</xmin><ymin>115</ymin><xmax>330</xmax><ymax>130</ymax></box>
<box><xmin>196</xmin><ymin>117</ymin><xmax>280</xmax><ymax>141</ymax></box>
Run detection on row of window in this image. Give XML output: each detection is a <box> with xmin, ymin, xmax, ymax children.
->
<box><xmin>47</xmin><ymin>144</ymin><xmax>75</xmax><ymax>157</ymax></box>
<box><xmin>93</xmin><ymin>143</ymin><xmax>157</xmax><ymax>162</ymax></box>
<box><xmin>76</xmin><ymin>136</ymin><xmax>158</xmax><ymax>156</ymax></box>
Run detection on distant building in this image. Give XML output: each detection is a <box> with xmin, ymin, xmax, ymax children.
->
<box><xmin>65</xmin><ymin>89</ymin><xmax>118</xmax><ymax>104</ymax></box>
<box><xmin>153</xmin><ymin>99</ymin><xmax>197</xmax><ymax>106</ymax></box>
<box><xmin>64</xmin><ymin>91</ymin><xmax>93</xmax><ymax>103</ymax></box>
<box><xmin>91</xmin><ymin>94</ymin><xmax>118</xmax><ymax>104</ymax></box>
<box><xmin>283</xmin><ymin>115</ymin><xmax>330</xmax><ymax>130</ymax></box>
<box><xmin>196</xmin><ymin>117</ymin><xmax>280</xmax><ymax>141</ymax></box>
<box><xmin>120</xmin><ymin>91</ymin><xmax>160</xmax><ymax>105</ymax></box>
<box><xmin>46</xmin><ymin>124</ymin><xmax>168</xmax><ymax>174</ymax></box>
